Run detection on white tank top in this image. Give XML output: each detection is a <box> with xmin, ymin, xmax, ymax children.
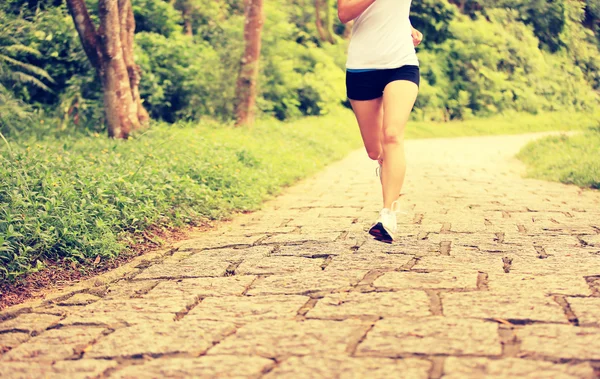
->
<box><xmin>346</xmin><ymin>0</ymin><xmax>419</xmax><ymax>69</ymax></box>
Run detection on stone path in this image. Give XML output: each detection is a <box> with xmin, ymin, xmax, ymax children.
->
<box><xmin>1</xmin><ymin>133</ymin><xmax>600</xmax><ymax>378</ymax></box>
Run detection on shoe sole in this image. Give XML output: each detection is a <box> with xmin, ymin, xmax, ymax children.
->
<box><xmin>369</xmin><ymin>222</ymin><xmax>394</xmax><ymax>244</ymax></box>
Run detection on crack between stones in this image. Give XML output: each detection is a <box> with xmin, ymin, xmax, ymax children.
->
<box><xmin>553</xmin><ymin>295</ymin><xmax>580</xmax><ymax>326</ymax></box>
<box><xmin>296</xmin><ymin>298</ymin><xmax>319</xmax><ymax>319</ymax></box>
<box><xmin>224</xmin><ymin>261</ymin><xmax>242</xmax><ymax>277</ymax></box>
<box><xmin>584</xmin><ymin>275</ymin><xmax>600</xmax><ymax>297</ymax></box>
<box><xmin>335</xmin><ymin>231</ymin><xmax>349</xmax><ymax>241</ymax></box>
<box><xmin>476</xmin><ymin>272</ymin><xmax>489</xmax><ymax>291</ymax></box>
<box><xmin>399</xmin><ymin>257</ymin><xmax>420</xmax><ymax>271</ymax></box>
<box><xmin>413</xmin><ymin>213</ymin><xmax>424</xmax><ymax>224</ymax></box>
<box><xmin>494</xmin><ymin>232</ymin><xmax>505</xmax><ymax>243</ymax></box>
<box><xmin>428</xmin><ymin>357</ymin><xmax>445</xmax><ymax>379</ymax></box>
<box><xmin>498</xmin><ymin>324</ymin><xmax>522</xmax><ymax>357</ymax></box>
<box><xmin>534</xmin><ymin>245</ymin><xmax>550</xmax><ymax>259</ymax></box>
<box><xmin>440</xmin><ymin>223</ymin><xmax>451</xmax><ymax>233</ymax></box>
<box><xmin>242</xmin><ymin>276</ymin><xmax>261</xmax><ymax>296</ymax></box>
<box><xmin>502</xmin><ymin>256</ymin><xmax>513</xmax><ymax>274</ymax></box>
<box><xmin>174</xmin><ymin>296</ymin><xmax>203</xmax><ymax>322</ymax></box>
<box><xmin>425</xmin><ymin>290</ymin><xmax>443</xmax><ymax>316</ymax></box>
<box><xmin>345</xmin><ymin>322</ymin><xmax>376</xmax><ymax>356</ymax></box>
<box><xmin>320</xmin><ymin>256</ymin><xmax>333</xmax><ymax>271</ymax></box>
<box><xmin>440</xmin><ymin>241</ymin><xmax>452</xmax><ymax>256</ymax></box>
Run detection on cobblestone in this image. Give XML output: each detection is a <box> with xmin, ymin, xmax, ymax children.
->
<box><xmin>443</xmin><ymin>358</ymin><xmax>595</xmax><ymax>378</ymax></box>
<box><xmin>264</xmin><ymin>356</ymin><xmax>431</xmax><ymax>378</ymax></box>
<box><xmin>1</xmin><ymin>133</ymin><xmax>599</xmax><ymax>377</ymax></box>
<box><xmin>357</xmin><ymin>317</ymin><xmax>502</xmax><ymax>357</ymax></box>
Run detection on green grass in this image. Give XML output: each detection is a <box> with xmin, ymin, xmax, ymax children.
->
<box><xmin>1</xmin><ymin>108</ymin><xmax>598</xmax><ymax>284</ymax></box>
<box><xmin>406</xmin><ymin>111</ymin><xmax>600</xmax><ymax>139</ymax></box>
<box><xmin>0</xmin><ymin>114</ymin><xmax>362</xmax><ymax>283</ymax></box>
<box><xmin>517</xmin><ymin>129</ymin><xmax>600</xmax><ymax>189</ymax></box>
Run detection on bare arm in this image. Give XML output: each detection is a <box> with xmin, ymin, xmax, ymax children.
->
<box><xmin>337</xmin><ymin>0</ymin><xmax>377</xmax><ymax>24</ymax></box>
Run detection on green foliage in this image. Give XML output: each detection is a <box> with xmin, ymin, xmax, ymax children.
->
<box><xmin>518</xmin><ymin>129</ymin><xmax>600</xmax><ymax>189</ymax></box>
<box><xmin>135</xmin><ymin>32</ymin><xmax>224</xmax><ymax>122</ymax></box>
<box><xmin>259</xmin><ymin>3</ymin><xmax>345</xmax><ymax>120</ymax></box>
<box><xmin>132</xmin><ymin>0</ymin><xmax>182</xmax><ymax>37</ymax></box>
<box><xmin>0</xmin><ymin>111</ymin><xmax>362</xmax><ymax>284</ymax></box>
<box><xmin>415</xmin><ymin>9</ymin><xmax>600</xmax><ymax>121</ymax></box>
<box><xmin>410</xmin><ymin>0</ymin><xmax>457</xmax><ymax>47</ymax></box>
<box><xmin>0</xmin><ymin>11</ymin><xmax>54</xmax><ymax>96</ymax></box>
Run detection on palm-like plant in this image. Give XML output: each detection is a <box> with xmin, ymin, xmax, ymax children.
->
<box><xmin>0</xmin><ymin>12</ymin><xmax>54</xmax><ymax>93</ymax></box>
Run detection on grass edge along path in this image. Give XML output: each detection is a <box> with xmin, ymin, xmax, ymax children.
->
<box><xmin>517</xmin><ymin>129</ymin><xmax>600</xmax><ymax>189</ymax></box>
<box><xmin>0</xmin><ymin>108</ymin><xmax>598</xmax><ymax>306</ymax></box>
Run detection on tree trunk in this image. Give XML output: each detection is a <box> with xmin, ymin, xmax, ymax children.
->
<box><xmin>314</xmin><ymin>0</ymin><xmax>328</xmax><ymax>41</ymax></box>
<box><xmin>66</xmin><ymin>0</ymin><xmax>148</xmax><ymax>138</ymax></box>
<box><xmin>343</xmin><ymin>20</ymin><xmax>354</xmax><ymax>39</ymax></box>
<box><xmin>118</xmin><ymin>0</ymin><xmax>150</xmax><ymax>126</ymax></box>
<box><xmin>235</xmin><ymin>0</ymin><xmax>264</xmax><ymax>127</ymax></box>
<box><xmin>324</xmin><ymin>0</ymin><xmax>336</xmax><ymax>44</ymax></box>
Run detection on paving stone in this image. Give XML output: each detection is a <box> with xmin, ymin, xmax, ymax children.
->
<box><xmin>0</xmin><ymin>313</ymin><xmax>61</xmax><ymax>334</ymax></box>
<box><xmin>142</xmin><ymin>276</ymin><xmax>255</xmax><ymax>300</ymax></box>
<box><xmin>442</xmin><ymin>292</ymin><xmax>567</xmax><ymax>323</ymax></box>
<box><xmin>260</xmin><ymin>232</ymin><xmax>342</xmax><ymax>245</ymax></box>
<box><xmin>104</xmin><ymin>280</ymin><xmax>159</xmax><ymax>299</ymax></box>
<box><xmin>0</xmin><ymin>332</ymin><xmax>30</xmax><ymax>350</ymax></box>
<box><xmin>109</xmin><ymin>356</ymin><xmax>274</xmax><ymax>378</ymax></box>
<box><xmin>326</xmin><ymin>253</ymin><xmax>413</xmax><ymax>271</ymax></box>
<box><xmin>568</xmin><ymin>297</ymin><xmax>600</xmax><ymax>326</ymax></box>
<box><xmin>60</xmin><ymin>298</ymin><xmax>185</xmax><ymax>326</ymax></box>
<box><xmin>235</xmin><ymin>256</ymin><xmax>325</xmax><ymax>275</ymax></box>
<box><xmin>507</xmin><ymin>255</ymin><xmax>600</xmax><ymax>276</ymax></box>
<box><xmin>86</xmin><ymin>320</ymin><xmax>236</xmax><ymax>358</ymax></box>
<box><xmin>1</xmin><ymin>327</ymin><xmax>105</xmax><ymax>362</ymax></box>
<box><xmin>176</xmin><ymin>234</ymin><xmax>264</xmax><ymax>251</ymax></box>
<box><xmin>486</xmin><ymin>273</ymin><xmax>591</xmax><ymax>296</ymax></box>
<box><xmin>186</xmin><ymin>245</ymin><xmax>273</xmax><ymax>263</ymax></box>
<box><xmin>246</xmin><ymin>270</ymin><xmax>366</xmax><ymax>296</ymax></box>
<box><xmin>264</xmin><ymin>356</ymin><xmax>431</xmax><ymax>379</ymax></box>
<box><xmin>357</xmin><ymin>317</ymin><xmax>501</xmax><ymax>357</ymax></box>
<box><xmin>208</xmin><ymin>319</ymin><xmax>366</xmax><ymax>358</ymax></box>
<box><xmin>519</xmin><ymin>324</ymin><xmax>600</xmax><ymax>359</ymax></box>
<box><xmin>415</xmin><ymin>254</ymin><xmax>504</xmax><ymax>274</ymax></box>
<box><xmin>579</xmin><ymin>234</ymin><xmax>600</xmax><ymax>247</ymax></box>
<box><xmin>134</xmin><ymin>255</ymin><xmax>230</xmax><ymax>279</ymax></box>
<box><xmin>0</xmin><ymin>360</ymin><xmax>117</xmax><ymax>379</ymax></box>
<box><xmin>307</xmin><ymin>291</ymin><xmax>431</xmax><ymax>320</ymax></box>
<box><xmin>443</xmin><ymin>358</ymin><xmax>594</xmax><ymax>379</ymax></box>
<box><xmin>373</xmin><ymin>271</ymin><xmax>479</xmax><ymax>290</ymax></box>
<box><xmin>186</xmin><ymin>295</ymin><xmax>308</xmax><ymax>324</ymax></box>
<box><xmin>57</xmin><ymin>293</ymin><xmax>102</xmax><ymax>306</ymax></box>
<box><xmin>273</xmin><ymin>242</ymin><xmax>352</xmax><ymax>257</ymax></box>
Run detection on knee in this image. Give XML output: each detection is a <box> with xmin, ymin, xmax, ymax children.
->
<box><xmin>382</xmin><ymin>127</ymin><xmax>403</xmax><ymax>145</ymax></box>
<box><xmin>367</xmin><ymin>150</ymin><xmax>382</xmax><ymax>161</ymax></box>
<box><xmin>382</xmin><ymin>116</ymin><xmax>406</xmax><ymax>145</ymax></box>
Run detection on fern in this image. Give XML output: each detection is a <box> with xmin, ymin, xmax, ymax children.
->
<box><xmin>0</xmin><ymin>12</ymin><xmax>54</xmax><ymax>93</ymax></box>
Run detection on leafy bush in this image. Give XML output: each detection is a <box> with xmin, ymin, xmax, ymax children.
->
<box><xmin>414</xmin><ymin>10</ymin><xmax>600</xmax><ymax>120</ymax></box>
<box><xmin>132</xmin><ymin>0</ymin><xmax>182</xmax><ymax>37</ymax></box>
<box><xmin>135</xmin><ymin>32</ymin><xmax>224</xmax><ymax>122</ymax></box>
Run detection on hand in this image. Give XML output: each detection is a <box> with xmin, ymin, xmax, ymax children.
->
<box><xmin>411</xmin><ymin>27</ymin><xmax>423</xmax><ymax>47</ymax></box>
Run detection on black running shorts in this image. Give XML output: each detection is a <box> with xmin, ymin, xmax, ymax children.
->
<box><xmin>346</xmin><ymin>65</ymin><xmax>420</xmax><ymax>101</ymax></box>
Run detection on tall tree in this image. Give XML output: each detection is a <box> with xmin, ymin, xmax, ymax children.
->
<box><xmin>315</xmin><ymin>0</ymin><xmax>335</xmax><ymax>43</ymax></box>
<box><xmin>235</xmin><ymin>0</ymin><xmax>264</xmax><ymax>126</ymax></box>
<box><xmin>66</xmin><ymin>0</ymin><xmax>148</xmax><ymax>138</ymax></box>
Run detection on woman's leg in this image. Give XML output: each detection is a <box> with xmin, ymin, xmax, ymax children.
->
<box><xmin>349</xmin><ymin>97</ymin><xmax>384</xmax><ymax>162</ymax></box>
<box><xmin>380</xmin><ymin>80</ymin><xmax>419</xmax><ymax>209</ymax></box>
